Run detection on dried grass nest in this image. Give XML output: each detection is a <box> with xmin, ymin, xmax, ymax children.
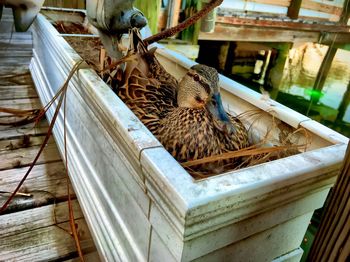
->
<box><xmin>53</xmin><ymin>27</ymin><xmax>311</xmax><ymax>178</ymax></box>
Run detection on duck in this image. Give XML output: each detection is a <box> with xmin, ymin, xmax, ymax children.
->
<box><xmin>116</xmin><ymin>30</ymin><xmax>249</xmax><ymax>174</ymax></box>
<box><xmin>157</xmin><ymin>64</ymin><xmax>250</xmax><ymax>173</ymax></box>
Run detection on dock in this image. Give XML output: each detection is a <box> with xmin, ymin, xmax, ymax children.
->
<box><xmin>0</xmin><ymin>10</ymin><xmax>98</xmax><ymax>261</ymax></box>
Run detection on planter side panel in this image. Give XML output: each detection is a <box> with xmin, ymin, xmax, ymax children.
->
<box><xmin>30</xmin><ymin>20</ymin><xmax>152</xmax><ymax>261</ymax></box>
<box><xmin>180</xmin><ymin>188</ymin><xmax>330</xmax><ymax>261</ymax></box>
<box><xmin>193</xmin><ymin>212</ymin><xmax>313</xmax><ymax>262</ymax></box>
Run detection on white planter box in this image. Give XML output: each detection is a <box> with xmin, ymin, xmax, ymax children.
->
<box><xmin>30</xmin><ymin>14</ymin><xmax>348</xmax><ymax>262</ymax></box>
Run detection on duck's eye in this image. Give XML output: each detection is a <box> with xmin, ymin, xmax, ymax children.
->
<box><xmin>195</xmin><ymin>95</ymin><xmax>203</xmax><ymax>103</ymax></box>
<box><xmin>193</xmin><ymin>74</ymin><xmax>200</xmax><ymax>81</ymax></box>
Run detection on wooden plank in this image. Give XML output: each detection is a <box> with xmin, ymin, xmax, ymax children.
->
<box><xmin>0</xmin><ymin>85</ymin><xmax>38</xmax><ymax>100</ymax></box>
<box><xmin>201</xmin><ymin>19</ymin><xmax>350</xmax><ymax>44</ymax></box>
<box><xmin>0</xmin><ymin>98</ymin><xmax>42</xmax><ymax>117</ymax></box>
<box><xmin>0</xmin><ymin>135</ymin><xmax>54</xmax><ymax>152</ymax></box>
<box><xmin>0</xmin><ymin>97</ymin><xmax>41</xmax><ymax>106</ymax></box>
<box><xmin>0</xmin><ymin>218</ymin><xmax>96</xmax><ymax>261</ymax></box>
<box><xmin>0</xmin><ymin>141</ymin><xmax>61</xmax><ymax>171</ymax></box>
<box><xmin>0</xmin><ymin>57</ymin><xmax>32</xmax><ymax>66</ymax></box>
<box><xmin>0</xmin><ymin>162</ymin><xmax>71</xmax><ymax>213</ymax></box>
<box><xmin>321</xmin><ymin>32</ymin><xmax>350</xmax><ymax>45</ymax></box>
<box><xmin>0</xmin><ymin>200</ymin><xmax>83</xmax><ymax>237</ymax></box>
<box><xmin>215</xmin><ymin>16</ymin><xmax>350</xmax><ymax>34</ymax></box>
<box><xmin>199</xmin><ymin>24</ymin><xmax>320</xmax><ymax>42</ymax></box>
<box><xmin>222</xmin><ymin>0</ymin><xmax>342</xmax><ymax>16</ymax></box>
<box><xmin>0</xmin><ymin>50</ymin><xmax>33</xmax><ymax>57</ymax></box>
<box><xmin>302</xmin><ymin>0</ymin><xmax>343</xmax><ymax>16</ymax></box>
<box><xmin>0</xmin><ymin>121</ymin><xmax>49</xmax><ymax>140</ymax></box>
<box><xmin>0</xmin><ymin>33</ymin><xmax>33</xmax><ymax>40</ymax></box>
<box><xmin>0</xmin><ymin>97</ymin><xmax>41</xmax><ymax>107</ymax></box>
<box><xmin>249</xmin><ymin>0</ymin><xmax>290</xmax><ymax>8</ymax></box>
<box><xmin>308</xmin><ymin>143</ymin><xmax>350</xmax><ymax>261</ymax></box>
<box><xmin>64</xmin><ymin>251</ymin><xmax>101</xmax><ymax>262</ymax></box>
<box><xmin>0</xmin><ymin>65</ymin><xmax>30</xmax><ymax>76</ymax></box>
<box><xmin>0</xmin><ymin>72</ymin><xmax>33</xmax><ymax>86</ymax></box>
<box><xmin>288</xmin><ymin>0</ymin><xmax>302</xmax><ymax>19</ymax></box>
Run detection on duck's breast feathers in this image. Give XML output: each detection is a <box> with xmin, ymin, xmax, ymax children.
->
<box><xmin>158</xmin><ymin>108</ymin><xmax>223</xmax><ymax>162</ymax></box>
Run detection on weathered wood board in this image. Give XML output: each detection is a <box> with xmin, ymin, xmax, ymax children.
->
<box><xmin>0</xmin><ymin>12</ymin><xmax>98</xmax><ymax>260</ymax></box>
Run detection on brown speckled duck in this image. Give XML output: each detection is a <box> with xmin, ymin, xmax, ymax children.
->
<box><xmin>157</xmin><ymin>64</ymin><xmax>250</xmax><ymax>168</ymax></box>
<box><xmin>117</xmin><ymin>30</ymin><xmax>249</xmax><ymax>174</ymax></box>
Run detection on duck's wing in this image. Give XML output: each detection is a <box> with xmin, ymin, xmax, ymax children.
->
<box><xmin>118</xmin><ymin>30</ymin><xmax>178</xmax><ymax>133</ymax></box>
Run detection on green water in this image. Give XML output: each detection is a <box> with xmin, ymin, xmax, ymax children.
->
<box><xmin>227</xmin><ymin>45</ymin><xmax>350</xmax><ymax>138</ymax></box>
<box><xmin>274</xmin><ymin>47</ymin><xmax>350</xmax><ymax>137</ymax></box>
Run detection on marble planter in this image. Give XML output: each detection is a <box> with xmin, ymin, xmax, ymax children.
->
<box><xmin>30</xmin><ymin>13</ymin><xmax>348</xmax><ymax>262</ymax></box>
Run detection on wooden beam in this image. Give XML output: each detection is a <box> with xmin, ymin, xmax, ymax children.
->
<box><xmin>308</xmin><ymin>142</ymin><xmax>350</xmax><ymax>261</ymax></box>
<box><xmin>215</xmin><ymin>16</ymin><xmax>350</xmax><ymax>34</ymax></box>
<box><xmin>249</xmin><ymin>0</ymin><xmax>290</xmax><ymax>8</ymax></box>
<box><xmin>288</xmin><ymin>0</ymin><xmax>303</xmax><ymax>19</ymax></box>
<box><xmin>234</xmin><ymin>0</ymin><xmax>342</xmax><ymax>16</ymax></box>
<box><xmin>199</xmin><ymin>24</ymin><xmax>320</xmax><ymax>43</ymax></box>
<box><xmin>200</xmin><ymin>17</ymin><xmax>350</xmax><ymax>44</ymax></box>
<box><xmin>302</xmin><ymin>0</ymin><xmax>343</xmax><ymax>16</ymax></box>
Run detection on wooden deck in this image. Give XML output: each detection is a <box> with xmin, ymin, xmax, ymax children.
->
<box><xmin>0</xmin><ymin>13</ymin><xmax>99</xmax><ymax>261</ymax></box>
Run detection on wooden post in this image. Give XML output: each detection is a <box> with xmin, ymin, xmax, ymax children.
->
<box><xmin>339</xmin><ymin>0</ymin><xmax>350</xmax><ymax>24</ymax></box>
<box><xmin>310</xmin><ymin>0</ymin><xmax>350</xmax><ymax>105</ymax></box>
<box><xmin>224</xmin><ymin>42</ymin><xmax>236</xmax><ymax>75</ymax></box>
<box><xmin>134</xmin><ymin>0</ymin><xmax>161</xmax><ymax>34</ymax></box>
<box><xmin>268</xmin><ymin>43</ymin><xmax>292</xmax><ymax>100</ymax></box>
<box><xmin>337</xmin><ymin>80</ymin><xmax>350</xmax><ymax>122</ymax></box>
<box><xmin>218</xmin><ymin>41</ymin><xmax>230</xmax><ymax>72</ymax></box>
<box><xmin>180</xmin><ymin>0</ymin><xmax>201</xmax><ymax>44</ymax></box>
<box><xmin>308</xmin><ymin>142</ymin><xmax>350</xmax><ymax>261</ymax></box>
<box><xmin>287</xmin><ymin>0</ymin><xmax>302</xmax><ymax>19</ymax></box>
<box><xmin>312</xmin><ymin>47</ymin><xmax>337</xmax><ymax>96</ymax></box>
<box><xmin>166</xmin><ymin>0</ymin><xmax>182</xmax><ymax>28</ymax></box>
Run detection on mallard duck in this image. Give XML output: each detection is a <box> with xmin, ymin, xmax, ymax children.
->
<box><xmin>117</xmin><ymin>30</ymin><xmax>249</xmax><ymax>173</ymax></box>
<box><xmin>157</xmin><ymin>64</ymin><xmax>250</xmax><ymax>172</ymax></box>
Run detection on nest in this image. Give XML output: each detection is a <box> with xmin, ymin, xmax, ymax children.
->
<box><xmin>54</xmin><ymin>27</ymin><xmax>311</xmax><ymax>179</ymax></box>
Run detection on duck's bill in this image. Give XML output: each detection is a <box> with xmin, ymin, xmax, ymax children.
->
<box><xmin>206</xmin><ymin>92</ymin><xmax>236</xmax><ymax>135</ymax></box>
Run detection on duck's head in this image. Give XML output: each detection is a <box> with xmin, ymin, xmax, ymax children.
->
<box><xmin>178</xmin><ymin>64</ymin><xmax>236</xmax><ymax>135</ymax></box>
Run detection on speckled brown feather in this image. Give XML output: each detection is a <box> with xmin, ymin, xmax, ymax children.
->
<box><xmin>117</xmin><ymin>31</ymin><xmax>178</xmax><ymax>133</ymax></box>
<box><xmin>158</xmin><ymin>108</ymin><xmax>249</xmax><ymax>165</ymax></box>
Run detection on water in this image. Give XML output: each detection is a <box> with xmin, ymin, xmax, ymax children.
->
<box><xmin>274</xmin><ymin>44</ymin><xmax>350</xmax><ymax>137</ymax></box>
